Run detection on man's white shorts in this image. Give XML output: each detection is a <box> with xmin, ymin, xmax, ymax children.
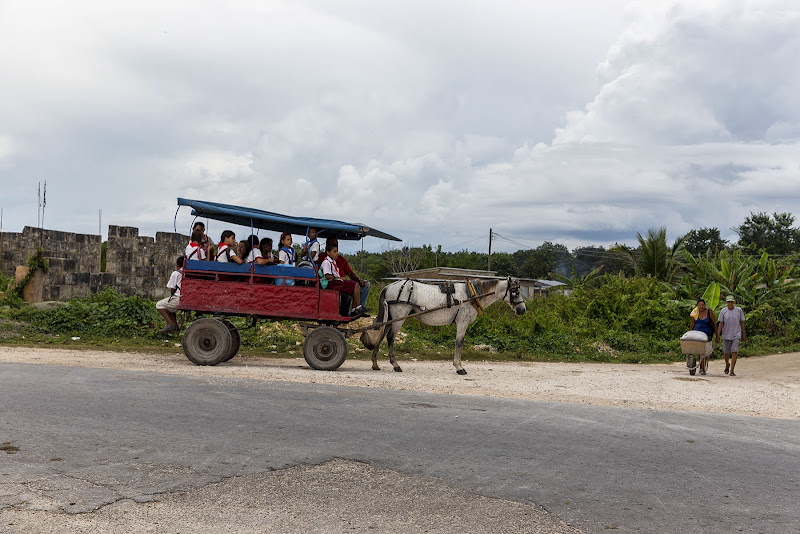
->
<box><xmin>156</xmin><ymin>295</ymin><xmax>180</xmax><ymax>313</ymax></box>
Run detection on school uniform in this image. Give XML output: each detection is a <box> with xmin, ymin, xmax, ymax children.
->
<box><xmin>155</xmin><ymin>270</ymin><xmax>182</xmax><ymax>312</ymax></box>
<box><xmin>216</xmin><ymin>243</ymin><xmax>238</xmax><ymax>263</ymax></box>
<box><xmin>322</xmin><ymin>256</ymin><xmax>357</xmax><ymax>296</ymax></box>
<box><xmin>245</xmin><ymin>249</ymin><xmax>262</xmax><ymax>263</ymax></box>
<box><xmin>185</xmin><ymin>242</ymin><xmax>206</xmax><ymax>261</ymax></box>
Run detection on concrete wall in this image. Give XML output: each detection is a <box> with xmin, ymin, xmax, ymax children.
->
<box><xmin>0</xmin><ymin>225</ymin><xmax>188</xmax><ymax>301</ymax></box>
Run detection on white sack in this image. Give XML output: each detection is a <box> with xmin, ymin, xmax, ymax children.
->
<box><xmin>680</xmin><ymin>330</ymin><xmax>709</xmax><ymax>342</ymax></box>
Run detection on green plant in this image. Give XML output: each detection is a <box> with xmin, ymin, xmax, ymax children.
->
<box><xmin>0</xmin><ymin>249</ymin><xmax>50</xmax><ymax>305</ymax></box>
<box><xmin>612</xmin><ymin>227</ymin><xmax>686</xmax><ymax>282</ymax></box>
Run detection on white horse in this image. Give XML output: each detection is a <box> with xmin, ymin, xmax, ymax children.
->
<box><xmin>360</xmin><ymin>277</ymin><xmax>526</xmax><ymax>375</ymax></box>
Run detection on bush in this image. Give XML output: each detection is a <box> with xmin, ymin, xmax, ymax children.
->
<box><xmin>15</xmin><ymin>288</ymin><xmax>160</xmax><ymax>338</ymax></box>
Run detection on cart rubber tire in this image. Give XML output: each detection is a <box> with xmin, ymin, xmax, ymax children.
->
<box><xmin>303</xmin><ymin>326</ymin><xmax>348</xmax><ymax>371</ymax></box>
<box><xmin>183</xmin><ymin>318</ymin><xmax>233</xmax><ymax>366</ymax></box>
<box><xmin>220</xmin><ymin>319</ymin><xmax>240</xmax><ymax>362</ymax></box>
<box><xmin>687</xmin><ymin>356</ymin><xmax>696</xmax><ymax>375</ymax></box>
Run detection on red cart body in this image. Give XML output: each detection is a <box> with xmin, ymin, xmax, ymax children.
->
<box><xmin>179</xmin><ymin>260</ymin><xmax>350</xmax><ymax>322</ymax></box>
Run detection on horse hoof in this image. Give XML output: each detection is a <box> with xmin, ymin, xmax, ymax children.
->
<box><xmin>372</xmin><ymin>365</ymin><xmax>381</xmax><ymax>371</ymax></box>
<box><xmin>394</xmin><ymin>367</ymin><xmax>403</xmax><ymax>373</ymax></box>
<box><xmin>457</xmin><ymin>369</ymin><xmax>467</xmax><ymax>375</ymax></box>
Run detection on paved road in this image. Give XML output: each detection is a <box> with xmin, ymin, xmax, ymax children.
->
<box><xmin>1</xmin><ymin>362</ymin><xmax>798</xmax><ymax>533</ymax></box>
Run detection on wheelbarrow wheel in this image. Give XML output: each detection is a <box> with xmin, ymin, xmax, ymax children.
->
<box><xmin>687</xmin><ymin>355</ymin><xmax>696</xmax><ymax>375</ymax></box>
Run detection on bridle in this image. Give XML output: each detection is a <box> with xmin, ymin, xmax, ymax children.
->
<box><xmin>502</xmin><ymin>276</ymin><xmax>523</xmax><ymax>305</ymax></box>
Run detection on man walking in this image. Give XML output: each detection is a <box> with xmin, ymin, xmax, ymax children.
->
<box><xmin>716</xmin><ymin>295</ymin><xmax>747</xmax><ymax>376</ymax></box>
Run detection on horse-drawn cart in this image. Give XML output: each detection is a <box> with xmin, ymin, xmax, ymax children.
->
<box><xmin>174</xmin><ymin>198</ymin><xmax>401</xmax><ymax>370</ymax></box>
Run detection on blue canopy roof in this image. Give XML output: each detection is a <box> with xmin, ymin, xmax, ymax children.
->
<box><xmin>177</xmin><ymin>198</ymin><xmax>401</xmax><ymax>241</ymax></box>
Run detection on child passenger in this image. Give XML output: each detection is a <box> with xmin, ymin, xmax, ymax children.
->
<box><xmin>278</xmin><ymin>232</ymin><xmax>296</xmax><ymax>266</ymax></box>
<box><xmin>321</xmin><ymin>242</ymin><xmax>364</xmax><ymax>317</ymax></box>
<box><xmin>259</xmin><ymin>237</ymin><xmax>279</xmax><ymax>265</ymax></box>
<box><xmin>185</xmin><ymin>228</ymin><xmax>207</xmax><ymax>260</ymax></box>
<box><xmin>275</xmin><ymin>232</ymin><xmax>296</xmax><ymax>286</ymax></box>
<box><xmin>242</xmin><ymin>235</ymin><xmax>273</xmax><ymax>265</ymax></box>
<box><xmin>301</xmin><ymin>227</ymin><xmax>321</xmax><ymax>263</ymax></box>
<box><xmin>215</xmin><ymin>230</ymin><xmax>244</xmax><ymax>263</ymax></box>
<box><xmin>192</xmin><ymin>222</ymin><xmax>211</xmax><ymax>260</ymax></box>
<box><xmin>156</xmin><ymin>256</ymin><xmax>184</xmax><ymax>334</ymax></box>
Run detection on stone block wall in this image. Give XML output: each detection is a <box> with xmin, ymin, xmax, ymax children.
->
<box><xmin>0</xmin><ymin>225</ymin><xmax>188</xmax><ymax>301</ymax></box>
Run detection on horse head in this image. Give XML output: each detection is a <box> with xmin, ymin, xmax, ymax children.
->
<box><xmin>502</xmin><ymin>276</ymin><xmax>526</xmax><ymax>316</ymax></box>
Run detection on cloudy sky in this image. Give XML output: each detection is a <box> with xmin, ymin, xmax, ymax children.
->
<box><xmin>1</xmin><ymin>0</ymin><xmax>798</xmax><ymax>254</ymax></box>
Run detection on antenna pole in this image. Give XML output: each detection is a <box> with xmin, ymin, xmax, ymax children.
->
<box><xmin>488</xmin><ymin>228</ymin><xmax>493</xmax><ymax>271</ymax></box>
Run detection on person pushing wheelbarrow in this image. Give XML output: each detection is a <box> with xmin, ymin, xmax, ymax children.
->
<box><xmin>681</xmin><ymin>298</ymin><xmax>716</xmax><ymax>375</ymax></box>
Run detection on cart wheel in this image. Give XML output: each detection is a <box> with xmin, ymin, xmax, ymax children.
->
<box><xmin>220</xmin><ymin>319</ymin><xmax>240</xmax><ymax>362</ymax></box>
<box><xmin>687</xmin><ymin>356</ymin><xmax>696</xmax><ymax>375</ymax></box>
<box><xmin>303</xmin><ymin>326</ymin><xmax>348</xmax><ymax>371</ymax></box>
<box><xmin>182</xmin><ymin>318</ymin><xmax>233</xmax><ymax>366</ymax></box>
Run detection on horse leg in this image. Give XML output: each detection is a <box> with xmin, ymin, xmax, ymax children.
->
<box><xmin>371</xmin><ymin>327</ymin><xmax>388</xmax><ymax>371</ymax></box>
<box><xmin>453</xmin><ymin>322</ymin><xmax>469</xmax><ymax>375</ymax></box>
<box><xmin>388</xmin><ymin>320</ymin><xmax>405</xmax><ymax>372</ymax></box>
<box><xmin>371</xmin><ymin>345</ymin><xmax>381</xmax><ymax>371</ymax></box>
<box><xmin>371</xmin><ymin>298</ymin><xmax>391</xmax><ymax>371</ymax></box>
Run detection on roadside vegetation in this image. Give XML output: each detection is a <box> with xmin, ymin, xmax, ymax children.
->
<box><xmin>2</xmin><ymin>211</ymin><xmax>800</xmax><ymax>364</ymax></box>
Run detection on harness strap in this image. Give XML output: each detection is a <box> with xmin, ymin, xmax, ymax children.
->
<box><xmin>467</xmin><ymin>280</ymin><xmax>484</xmax><ymax>315</ymax></box>
<box><xmin>397</xmin><ymin>279</ymin><xmax>415</xmax><ymax>305</ymax></box>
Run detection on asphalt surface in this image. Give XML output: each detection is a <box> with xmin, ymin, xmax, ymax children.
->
<box><xmin>1</xmin><ymin>361</ymin><xmax>798</xmax><ymax>533</ymax></box>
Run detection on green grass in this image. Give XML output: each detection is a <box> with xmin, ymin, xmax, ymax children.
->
<box><xmin>1</xmin><ymin>284</ymin><xmax>796</xmax><ymax>365</ymax></box>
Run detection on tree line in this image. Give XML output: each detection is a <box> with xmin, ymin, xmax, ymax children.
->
<box><xmin>353</xmin><ymin>211</ymin><xmax>800</xmax><ymax>282</ymax></box>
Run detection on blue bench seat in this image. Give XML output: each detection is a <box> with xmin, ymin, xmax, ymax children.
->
<box><xmin>184</xmin><ymin>259</ymin><xmax>317</xmax><ymax>279</ymax></box>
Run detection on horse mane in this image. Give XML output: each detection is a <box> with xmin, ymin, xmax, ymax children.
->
<box><xmin>473</xmin><ymin>279</ymin><xmax>499</xmax><ymax>296</ymax></box>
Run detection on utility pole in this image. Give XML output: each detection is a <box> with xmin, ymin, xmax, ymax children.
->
<box><xmin>487</xmin><ymin>228</ymin><xmax>493</xmax><ymax>271</ymax></box>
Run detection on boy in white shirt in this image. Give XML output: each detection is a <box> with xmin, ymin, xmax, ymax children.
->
<box><xmin>215</xmin><ymin>230</ymin><xmax>244</xmax><ymax>263</ymax></box>
<box><xmin>156</xmin><ymin>256</ymin><xmax>184</xmax><ymax>334</ymax></box>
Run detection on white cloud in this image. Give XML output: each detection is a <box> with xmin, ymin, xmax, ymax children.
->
<box><xmin>1</xmin><ymin>0</ymin><xmax>798</xmax><ymax>255</ymax></box>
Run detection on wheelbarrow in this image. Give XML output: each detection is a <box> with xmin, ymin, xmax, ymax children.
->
<box><xmin>681</xmin><ymin>338</ymin><xmax>714</xmax><ymax>376</ymax></box>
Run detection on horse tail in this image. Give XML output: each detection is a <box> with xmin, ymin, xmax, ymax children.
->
<box><xmin>360</xmin><ymin>286</ymin><xmax>389</xmax><ymax>350</ymax></box>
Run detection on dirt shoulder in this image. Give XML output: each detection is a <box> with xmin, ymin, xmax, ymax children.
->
<box><xmin>1</xmin><ymin>346</ymin><xmax>798</xmax><ymax>419</ymax></box>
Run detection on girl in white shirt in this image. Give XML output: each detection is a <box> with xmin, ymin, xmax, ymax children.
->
<box><xmin>278</xmin><ymin>232</ymin><xmax>296</xmax><ymax>265</ymax></box>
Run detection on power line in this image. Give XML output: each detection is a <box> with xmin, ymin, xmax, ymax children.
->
<box><xmin>440</xmin><ymin>235</ymin><xmax>486</xmax><ymax>252</ymax></box>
